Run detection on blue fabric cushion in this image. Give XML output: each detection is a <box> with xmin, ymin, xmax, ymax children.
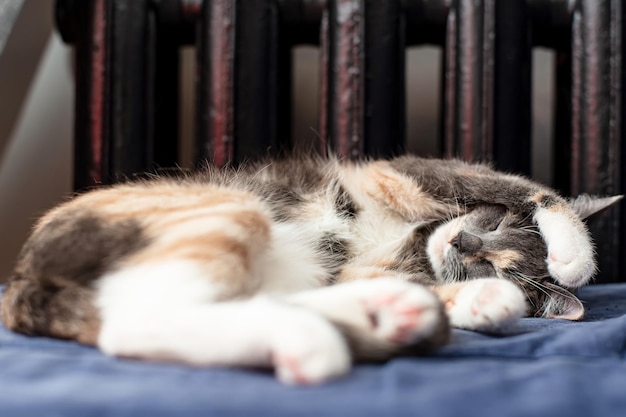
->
<box><xmin>1</xmin><ymin>284</ymin><xmax>626</xmax><ymax>417</ymax></box>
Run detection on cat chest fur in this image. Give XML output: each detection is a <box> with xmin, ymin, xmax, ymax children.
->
<box><xmin>279</xmin><ymin>163</ymin><xmax>436</xmax><ymax>283</ymax></box>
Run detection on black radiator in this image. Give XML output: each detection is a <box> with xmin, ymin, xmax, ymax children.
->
<box><xmin>55</xmin><ymin>0</ymin><xmax>625</xmax><ymax>283</ymax></box>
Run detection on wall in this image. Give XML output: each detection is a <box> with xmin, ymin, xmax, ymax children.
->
<box><xmin>0</xmin><ymin>1</ymin><xmax>74</xmax><ymax>282</ymax></box>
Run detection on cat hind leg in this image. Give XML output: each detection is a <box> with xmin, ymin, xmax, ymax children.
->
<box><xmin>96</xmin><ymin>260</ymin><xmax>351</xmax><ymax>385</ymax></box>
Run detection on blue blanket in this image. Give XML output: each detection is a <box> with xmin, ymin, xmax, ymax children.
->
<box><xmin>1</xmin><ymin>284</ymin><xmax>626</xmax><ymax>417</ymax></box>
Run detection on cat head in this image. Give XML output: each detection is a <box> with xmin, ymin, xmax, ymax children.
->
<box><xmin>427</xmin><ymin>195</ymin><xmax>621</xmax><ymax>319</ymax></box>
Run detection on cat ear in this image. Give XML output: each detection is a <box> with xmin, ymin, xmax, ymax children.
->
<box><xmin>541</xmin><ymin>282</ymin><xmax>585</xmax><ymax>320</ymax></box>
<box><xmin>568</xmin><ymin>194</ymin><xmax>623</xmax><ymax>220</ymax></box>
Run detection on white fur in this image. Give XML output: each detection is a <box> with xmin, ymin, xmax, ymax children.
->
<box><xmin>290</xmin><ymin>278</ymin><xmax>445</xmax><ymax>345</ymax></box>
<box><xmin>426</xmin><ymin>218</ymin><xmax>463</xmax><ymax>281</ymax></box>
<box><xmin>349</xmin><ymin>208</ymin><xmax>415</xmax><ymax>258</ymax></box>
<box><xmin>96</xmin><ymin>261</ymin><xmax>230</xmax><ymax>310</ymax></box>
<box><xmin>256</xmin><ymin>222</ymin><xmax>330</xmax><ymax>294</ymax></box>
<box><xmin>447</xmin><ymin>278</ymin><xmax>527</xmax><ymax>332</ymax></box>
<box><xmin>534</xmin><ymin>208</ymin><xmax>596</xmax><ymax>288</ymax></box>
<box><xmin>96</xmin><ymin>261</ymin><xmax>350</xmax><ymax>385</ymax></box>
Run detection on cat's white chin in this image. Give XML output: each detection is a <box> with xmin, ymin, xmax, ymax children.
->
<box><xmin>426</xmin><ymin>217</ymin><xmax>464</xmax><ymax>280</ymax></box>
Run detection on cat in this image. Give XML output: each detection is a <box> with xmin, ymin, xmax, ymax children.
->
<box><xmin>0</xmin><ymin>155</ymin><xmax>620</xmax><ymax>385</ymax></box>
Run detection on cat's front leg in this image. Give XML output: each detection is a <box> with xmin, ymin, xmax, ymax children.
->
<box><xmin>533</xmin><ymin>207</ymin><xmax>594</xmax><ymax>288</ymax></box>
<box><xmin>537</xmin><ymin>194</ymin><xmax>622</xmax><ymax>288</ymax></box>
<box><xmin>521</xmin><ymin>192</ymin><xmax>616</xmax><ymax>288</ymax></box>
<box><xmin>432</xmin><ymin>279</ymin><xmax>527</xmax><ymax>332</ymax></box>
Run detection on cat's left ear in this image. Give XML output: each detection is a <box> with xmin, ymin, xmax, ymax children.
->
<box><xmin>568</xmin><ymin>194</ymin><xmax>623</xmax><ymax>220</ymax></box>
<box><xmin>542</xmin><ymin>282</ymin><xmax>585</xmax><ymax>320</ymax></box>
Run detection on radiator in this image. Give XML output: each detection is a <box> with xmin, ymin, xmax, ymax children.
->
<box><xmin>55</xmin><ymin>0</ymin><xmax>625</xmax><ymax>283</ymax></box>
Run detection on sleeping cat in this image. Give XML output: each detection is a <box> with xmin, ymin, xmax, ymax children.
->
<box><xmin>0</xmin><ymin>156</ymin><xmax>620</xmax><ymax>385</ymax></box>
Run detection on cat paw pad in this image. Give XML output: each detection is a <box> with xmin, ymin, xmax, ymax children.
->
<box><xmin>448</xmin><ymin>279</ymin><xmax>526</xmax><ymax>332</ymax></box>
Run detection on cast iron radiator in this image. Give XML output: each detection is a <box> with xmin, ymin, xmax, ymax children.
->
<box><xmin>55</xmin><ymin>0</ymin><xmax>625</xmax><ymax>283</ymax></box>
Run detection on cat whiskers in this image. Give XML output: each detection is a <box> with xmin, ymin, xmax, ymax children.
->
<box><xmin>509</xmin><ymin>272</ymin><xmax>555</xmax><ymax>312</ymax></box>
<box><xmin>250</xmin><ymin>162</ymin><xmax>274</xmax><ymax>181</ymax></box>
<box><xmin>519</xmin><ymin>210</ymin><xmax>535</xmax><ymax>225</ymax></box>
<box><xmin>510</xmin><ymin>271</ymin><xmax>551</xmax><ymax>296</ymax></box>
<box><xmin>443</xmin><ymin>197</ymin><xmax>456</xmax><ymax>223</ymax></box>
<box><xmin>509</xmin><ymin>271</ymin><xmax>580</xmax><ymax>306</ymax></box>
<box><xmin>518</xmin><ymin>226</ymin><xmax>543</xmax><ymax>237</ymax></box>
<box><xmin>444</xmin><ymin>190</ymin><xmax>467</xmax><ymax>224</ymax></box>
<box><xmin>453</xmin><ymin>189</ymin><xmax>468</xmax><ymax>219</ymax></box>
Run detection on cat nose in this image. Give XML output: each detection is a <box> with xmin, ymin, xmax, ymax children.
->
<box><xmin>450</xmin><ymin>231</ymin><xmax>483</xmax><ymax>254</ymax></box>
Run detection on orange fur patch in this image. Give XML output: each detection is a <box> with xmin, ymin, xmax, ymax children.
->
<box><xmin>362</xmin><ymin>162</ymin><xmax>450</xmax><ymax>220</ymax></box>
<box><xmin>335</xmin><ymin>265</ymin><xmax>400</xmax><ymax>283</ymax></box>
<box><xmin>430</xmin><ymin>282</ymin><xmax>465</xmax><ymax>310</ymax></box>
<box><xmin>52</xmin><ymin>182</ymin><xmax>274</xmax><ymax>287</ymax></box>
<box><xmin>484</xmin><ymin>250</ymin><xmax>523</xmax><ymax>269</ymax></box>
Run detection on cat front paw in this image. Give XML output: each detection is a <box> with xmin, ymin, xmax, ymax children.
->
<box><xmin>534</xmin><ymin>208</ymin><xmax>596</xmax><ymax>288</ymax></box>
<box><xmin>546</xmin><ymin>248</ymin><xmax>595</xmax><ymax>289</ymax></box>
<box><xmin>447</xmin><ymin>278</ymin><xmax>527</xmax><ymax>332</ymax></box>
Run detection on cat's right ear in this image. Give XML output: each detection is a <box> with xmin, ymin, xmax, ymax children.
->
<box><xmin>568</xmin><ymin>194</ymin><xmax>623</xmax><ymax>220</ymax></box>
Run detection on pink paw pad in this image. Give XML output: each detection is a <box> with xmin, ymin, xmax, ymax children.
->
<box><xmin>388</xmin><ymin>315</ymin><xmax>422</xmax><ymax>343</ymax></box>
<box><xmin>471</xmin><ymin>284</ymin><xmax>502</xmax><ymax>316</ymax></box>
<box><xmin>274</xmin><ymin>354</ymin><xmax>310</xmax><ymax>385</ymax></box>
<box><xmin>368</xmin><ymin>293</ymin><xmax>399</xmax><ymax>307</ymax></box>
